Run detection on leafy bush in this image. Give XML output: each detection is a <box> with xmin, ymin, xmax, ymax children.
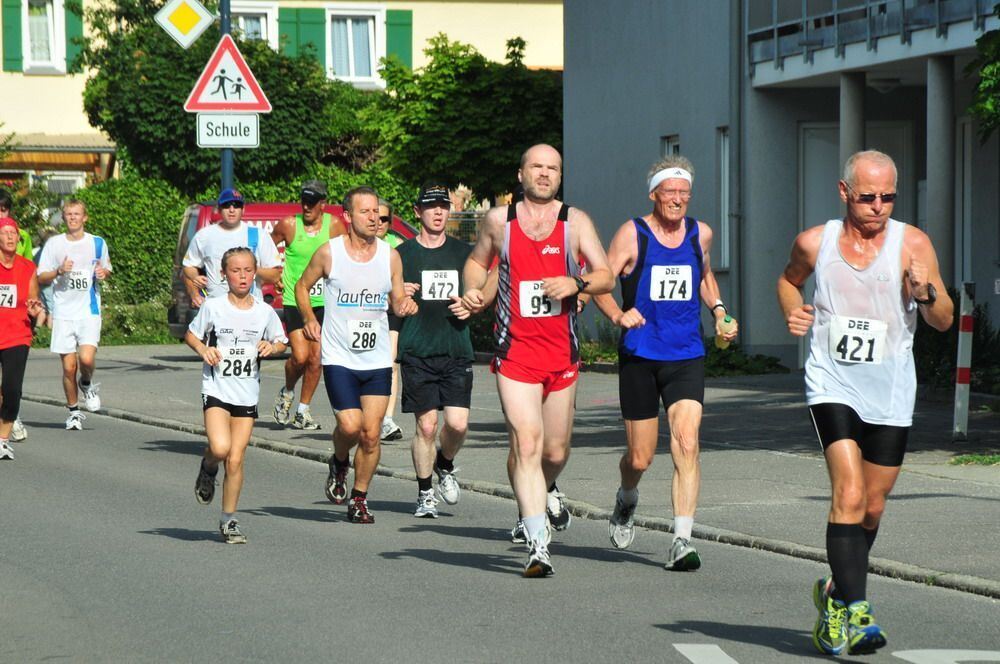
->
<box><xmin>74</xmin><ymin>174</ymin><xmax>188</xmax><ymax>305</ymax></box>
<box><xmin>914</xmin><ymin>289</ymin><xmax>1000</xmax><ymax>395</ymax></box>
<box><xmin>32</xmin><ymin>296</ymin><xmax>179</xmax><ymax>348</ymax></box>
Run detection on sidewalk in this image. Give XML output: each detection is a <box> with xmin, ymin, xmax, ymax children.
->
<box><xmin>19</xmin><ymin>344</ymin><xmax>1000</xmax><ymax>598</ymax></box>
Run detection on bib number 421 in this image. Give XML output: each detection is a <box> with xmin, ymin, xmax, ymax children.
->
<box><xmin>829</xmin><ymin>316</ymin><xmax>887</xmax><ymax>365</ymax></box>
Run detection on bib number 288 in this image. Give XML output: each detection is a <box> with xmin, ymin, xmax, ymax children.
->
<box><xmin>349</xmin><ymin>320</ymin><xmax>378</xmax><ymax>352</ymax></box>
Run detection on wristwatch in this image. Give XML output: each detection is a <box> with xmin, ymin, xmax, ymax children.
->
<box><xmin>913</xmin><ymin>283</ymin><xmax>937</xmax><ymax>306</ymax></box>
<box><xmin>573</xmin><ymin>275</ymin><xmax>588</xmax><ymax>294</ymax></box>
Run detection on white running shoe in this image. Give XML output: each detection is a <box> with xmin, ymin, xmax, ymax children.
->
<box><xmin>546</xmin><ymin>486</ymin><xmax>572</xmax><ymax>531</ymax></box>
<box><xmin>435</xmin><ymin>466</ymin><xmax>461</xmax><ymax>505</ymax></box>
<box><xmin>609</xmin><ymin>490</ymin><xmax>637</xmax><ymax>550</ymax></box>
<box><xmin>65</xmin><ymin>411</ymin><xmax>86</xmax><ymax>431</ymax></box>
<box><xmin>291</xmin><ymin>409</ymin><xmax>321</xmax><ymax>430</ymax></box>
<box><xmin>523</xmin><ymin>541</ymin><xmax>554</xmax><ymax>578</ymax></box>
<box><xmin>10</xmin><ymin>418</ymin><xmax>27</xmax><ymax>442</ymax></box>
<box><xmin>0</xmin><ymin>440</ymin><xmax>14</xmax><ymax>460</ymax></box>
<box><xmin>380</xmin><ymin>416</ymin><xmax>402</xmax><ymax>441</ymax></box>
<box><xmin>665</xmin><ymin>537</ymin><xmax>702</xmax><ymax>571</ymax></box>
<box><xmin>414</xmin><ymin>489</ymin><xmax>439</xmax><ymax>518</ymax></box>
<box><xmin>79</xmin><ymin>382</ymin><xmax>101</xmax><ymax>412</ymax></box>
<box><xmin>273</xmin><ymin>388</ymin><xmax>294</xmax><ymax>425</ymax></box>
<box><xmin>219</xmin><ymin>519</ymin><xmax>247</xmax><ymax>544</ymax></box>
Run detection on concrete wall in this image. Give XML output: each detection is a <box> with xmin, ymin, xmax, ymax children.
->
<box><xmin>0</xmin><ymin>73</ymin><xmax>92</xmax><ymax>134</ymax></box>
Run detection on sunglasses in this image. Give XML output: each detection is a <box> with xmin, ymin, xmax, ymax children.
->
<box><xmin>301</xmin><ymin>197</ymin><xmax>323</xmax><ymax>207</ymax></box>
<box><xmin>379</xmin><ymin>215</ymin><xmax>391</xmax><ymax>223</ymax></box>
<box><xmin>220</xmin><ymin>201</ymin><xmax>244</xmax><ymax>209</ymax></box>
<box><xmin>846</xmin><ymin>184</ymin><xmax>896</xmax><ymax>204</ymax></box>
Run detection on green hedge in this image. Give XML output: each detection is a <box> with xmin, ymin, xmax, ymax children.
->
<box><xmin>74</xmin><ymin>173</ymin><xmax>188</xmax><ymax>305</ymax></box>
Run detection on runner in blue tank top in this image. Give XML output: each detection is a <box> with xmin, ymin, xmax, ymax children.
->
<box><xmin>593</xmin><ymin>155</ymin><xmax>738</xmax><ymax>571</ymax></box>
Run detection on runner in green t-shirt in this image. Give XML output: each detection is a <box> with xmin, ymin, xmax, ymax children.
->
<box><xmin>397</xmin><ymin>182</ymin><xmax>475</xmax><ymax>518</ymax></box>
<box><xmin>270</xmin><ymin>180</ymin><xmax>344</xmax><ymax>430</ymax></box>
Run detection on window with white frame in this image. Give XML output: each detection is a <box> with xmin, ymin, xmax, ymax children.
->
<box><xmin>23</xmin><ymin>0</ymin><xmax>66</xmax><ymax>72</ymax></box>
<box><xmin>326</xmin><ymin>5</ymin><xmax>386</xmax><ymax>88</ymax></box>
<box><xmin>232</xmin><ymin>2</ymin><xmax>278</xmax><ymax>49</ymax></box>
<box><xmin>717</xmin><ymin>127</ymin><xmax>731</xmax><ymax>269</ymax></box>
<box><xmin>661</xmin><ymin>135</ymin><xmax>680</xmax><ymax>156</ymax></box>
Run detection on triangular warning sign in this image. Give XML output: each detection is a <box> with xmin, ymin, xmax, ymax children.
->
<box><xmin>184</xmin><ymin>34</ymin><xmax>272</xmax><ymax>113</ymax></box>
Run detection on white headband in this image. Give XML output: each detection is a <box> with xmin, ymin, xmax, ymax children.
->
<box><xmin>648</xmin><ymin>167</ymin><xmax>693</xmax><ymax>193</ymax></box>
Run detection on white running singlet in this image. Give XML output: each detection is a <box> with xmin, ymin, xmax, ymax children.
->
<box><xmin>321</xmin><ymin>236</ymin><xmax>392</xmax><ymax>370</ymax></box>
<box><xmin>188</xmin><ymin>296</ymin><xmax>287</xmax><ymax>406</ymax></box>
<box><xmin>805</xmin><ymin>218</ymin><xmax>918</xmax><ymax>426</ymax></box>
<box><xmin>36</xmin><ymin>233</ymin><xmax>112</xmax><ymax>320</ymax></box>
<box><xmin>182</xmin><ymin>222</ymin><xmax>281</xmax><ymax>298</ymax></box>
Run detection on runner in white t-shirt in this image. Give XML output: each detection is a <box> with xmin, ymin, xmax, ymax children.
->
<box><xmin>36</xmin><ymin>200</ymin><xmax>112</xmax><ymax>431</ymax></box>
<box><xmin>186</xmin><ymin>247</ymin><xmax>287</xmax><ymax>544</ymax></box>
<box><xmin>182</xmin><ymin>188</ymin><xmax>281</xmax><ymax>306</ymax></box>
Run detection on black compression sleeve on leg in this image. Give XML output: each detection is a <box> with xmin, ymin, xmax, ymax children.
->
<box><xmin>827</xmin><ymin>522</ymin><xmax>868</xmax><ymax>605</ymax></box>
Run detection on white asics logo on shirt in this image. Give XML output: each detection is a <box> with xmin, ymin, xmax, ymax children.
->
<box><xmin>541</xmin><ymin>245</ymin><xmax>561</xmax><ymax>255</ymax></box>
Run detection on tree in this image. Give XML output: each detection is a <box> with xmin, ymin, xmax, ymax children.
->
<box><xmin>76</xmin><ymin>0</ymin><xmax>376</xmax><ymax>195</ymax></box>
<box><xmin>363</xmin><ymin>35</ymin><xmax>562</xmax><ymax>202</ymax></box>
<box><xmin>968</xmin><ymin>3</ymin><xmax>1000</xmax><ymax>140</ymax></box>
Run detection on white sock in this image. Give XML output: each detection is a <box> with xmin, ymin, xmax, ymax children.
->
<box><xmin>674</xmin><ymin>515</ymin><xmax>694</xmax><ymax>541</ymax></box>
<box><xmin>522</xmin><ymin>513</ymin><xmax>547</xmax><ymax>545</ymax></box>
<box><xmin>221</xmin><ymin>512</ymin><xmax>235</xmax><ymax>525</ymax></box>
<box><xmin>618</xmin><ymin>486</ymin><xmax>639</xmax><ymax>505</ymax></box>
<box><xmin>297</xmin><ymin>402</ymin><xmax>310</xmax><ymax>415</ymax></box>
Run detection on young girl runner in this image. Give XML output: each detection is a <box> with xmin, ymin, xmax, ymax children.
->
<box><xmin>185</xmin><ymin>247</ymin><xmax>287</xmax><ymax>543</ymax></box>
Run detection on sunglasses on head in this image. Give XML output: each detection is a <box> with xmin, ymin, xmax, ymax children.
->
<box><xmin>220</xmin><ymin>201</ymin><xmax>244</xmax><ymax>209</ymax></box>
<box><xmin>846</xmin><ymin>184</ymin><xmax>896</xmax><ymax>204</ymax></box>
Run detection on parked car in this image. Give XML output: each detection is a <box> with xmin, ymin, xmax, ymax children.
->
<box><xmin>168</xmin><ymin>202</ymin><xmax>416</xmax><ymax>339</ymax></box>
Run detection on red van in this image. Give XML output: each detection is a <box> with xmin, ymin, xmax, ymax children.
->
<box><xmin>168</xmin><ymin>202</ymin><xmax>416</xmax><ymax>339</ymax></box>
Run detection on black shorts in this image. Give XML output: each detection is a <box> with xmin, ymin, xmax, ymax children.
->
<box><xmin>401</xmin><ymin>356</ymin><xmax>474</xmax><ymax>413</ymax></box>
<box><xmin>202</xmin><ymin>394</ymin><xmax>258</xmax><ymax>418</ymax></box>
<box><xmin>284</xmin><ymin>305</ymin><xmax>325</xmax><ymax>334</ymax></box>
<box><xmin>809</xmin><ymin>402</ymin><xmax>909</xmax><ymax>467</ymax></box>
<box><xmin>618</xmin><ymin>355</ymin><xmax>705</xmax><ymax>420</ymax></box>
<box><xmin>388</xmin><ymin>313</ymin><xmax>403</xmax><ymax>333</ymax></box>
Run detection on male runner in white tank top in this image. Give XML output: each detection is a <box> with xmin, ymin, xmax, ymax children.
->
<box><xmin>778</xmin><ymin>150</ymin><xmax>953</xmax><ymax>656</ymax></box>
<box><xmin>295</xmin><ymin>186</ymin><xmax>418</xmax><ymax>524</ymax></box>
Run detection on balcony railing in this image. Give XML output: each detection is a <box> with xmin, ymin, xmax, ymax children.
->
<box><xmin>746</xmin><ymin>0</ymin><xmax>995</xmax><ymax>73</ymax></box>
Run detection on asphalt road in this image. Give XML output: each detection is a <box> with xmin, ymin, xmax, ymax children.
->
<box><xmin>4</xmin><ymin>401</ymin><xmax>999</xmax><ymax>663</ymax></box>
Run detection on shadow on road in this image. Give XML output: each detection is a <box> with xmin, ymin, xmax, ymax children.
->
<box><xmin>141</xmin><ymin>439</ymin><xmax>204</xmax><ymax>456</ymax></box>
<box><xmin>654</xmin><ymin>620</ymin><xmax>826</xmax><ymax>660</ymax></box>
<box><xmin>138</xmin><ymin>527</ymin><xmax>222</xmax><ymax>542</ymax></box>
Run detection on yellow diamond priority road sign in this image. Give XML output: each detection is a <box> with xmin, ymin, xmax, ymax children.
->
<box><xmin>155</xmin><ymin>0</ymin><xmax>214</xmax><ymax>49</ymax></box>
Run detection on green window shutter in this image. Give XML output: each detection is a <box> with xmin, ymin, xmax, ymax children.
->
<box><xmin>297</xmin><ymin>7</ymin><xmax>324</xmax><ymax>68</ymax></box>
<box><xmin>2</xmin><ymin>0</ymin><xmax>23</xmax><ymax>72</ymax></box>
<box><xmin>278</xmin><ymin>7</ymin><xmax>298</xmax><ymax>57</ymax></box>
<box><xmin>386</xmin><ymin>9</ymin><xmax>411</xmax><ymax>68</ymax></box>
<box><xmin>64</xmin><ymin>0</ymin><xmax>83</xmax><ymax>73</ymax></box>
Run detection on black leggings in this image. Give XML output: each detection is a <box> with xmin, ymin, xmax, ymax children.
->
<box><xmin>0</xmin><ymin>345</ymin><xmax>29</xmax><ymax>421</ymax></box>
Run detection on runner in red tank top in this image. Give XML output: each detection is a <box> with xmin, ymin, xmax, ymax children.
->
<box><xmin>459</xmin><ymin>144</ymin><xmax>613</xmax><ymax>577</ymax></box>
<box><xmin>0</xmin><ymin>217</ymin><xmax>46</xmax><ymax>460</ymax></box>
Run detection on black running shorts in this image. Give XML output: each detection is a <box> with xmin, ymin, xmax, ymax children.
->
<box><xmin>401</xmin><ymin>355</ymin><xmax>473</xmax><ymax>413</ymax></box>
<box><xmin>202</xmin><ymin>394</ymin><xmax>258</xmax><ymax>418</ymax></box>
<box><xmin>809</xmin><ymin>402</ymin><xmax>909</xmax><ymax>467</ymax></box>
<box><xmin>618</xmin><ymin>355</ymin><xmax>705</xmax><ymax>421</ymax></box>
<box><xmin>284</xmin><ymin>305</ymin><xmax>325</xmax><ymax>334</ymax></box>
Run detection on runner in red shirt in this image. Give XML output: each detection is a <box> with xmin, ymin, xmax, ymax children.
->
<box><xmin>0</xmin><ymin>217</ymin><xmax>46</xmax><ymax>460</ymax></box>
<box><xmin>460</xmin><ymin>144</ymin><xmax>613</xmax><ymax>576</ymax></box>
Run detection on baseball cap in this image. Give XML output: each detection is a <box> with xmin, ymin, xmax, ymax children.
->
<box><xmin>416</xmin><ymin>181</ymin><xmax>451</xmax><ymax>207</ymax></box>
<box><xmin>301</xmin><ymin>180</ymin><xmax>328</xmax><ymax>202</ymax></box>
<box><xmin>217</xmin><ymin>188</ymin><xmax>244</xmax><ymax>206</ymax></box>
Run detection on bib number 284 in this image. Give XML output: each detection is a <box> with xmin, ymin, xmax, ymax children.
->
<box><xmin>219</xmin><ymin>346</ymin><xmax>255</xmax><ymax>378</ymax></box>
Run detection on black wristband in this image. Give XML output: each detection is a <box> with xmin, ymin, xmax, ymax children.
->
<box><xmin>711</xmin><ymin>303</ymin><xmax>727</xmax><ymax>314</ymax></box>
<box><xmin>573</xmin><ymin>275</ymin><xmax>588</xmax><ymax>294</ymax></box>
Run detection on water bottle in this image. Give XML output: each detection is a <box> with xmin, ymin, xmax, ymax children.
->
<box><xmin>715</xmin><ymin>315</ymin><xmax>736</xmax><ymax>350</ymax></box>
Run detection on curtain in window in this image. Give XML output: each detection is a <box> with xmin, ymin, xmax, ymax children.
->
<box><xmin>330</xmin><ymin>17</ymin><xmax>349</xmax><ymax>76</ymax></box>
<box><xmin>351</xmin><ymin>17</ymin><xmax>372</xmax><ymax>77</ymax></box>
<box><xmin>28</xmin><ymin>0</ymin><xmax>53</xmax><ymax>63</ymax></box>
<box><xmin>240</xmin><ymin>14</ymin><xmax>265</xmax><ymax>40</ymax></box>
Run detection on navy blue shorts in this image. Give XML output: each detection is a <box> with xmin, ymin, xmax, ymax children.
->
<box><xmin>323</xmin><ymin>364</ymin><xmax>392</xmax><ymax>411</ymax></box>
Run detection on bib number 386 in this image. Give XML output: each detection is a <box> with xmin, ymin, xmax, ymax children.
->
<box><xmin>0</xmin><ymin>284</ymin><xmax>16</xmax><ymax>308</ymax></box>
<box><xmin>349</xmin><ymin>319</ymin><xmax>378</xmax><ymax>352</ymax></box>
<box><xmin>829</xmin><ymin>316</ymin><xmax>887</xmax><ymax>365</ymax></box>
<box><xmin>218</xmin><ymin>346</ymin><xmax>256</xmax><ymax>378</ymax></box>
<box><xmin>519</xmin><ymin>280</ymin><xmax>561</xmax><ymax>318</ymax></box>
